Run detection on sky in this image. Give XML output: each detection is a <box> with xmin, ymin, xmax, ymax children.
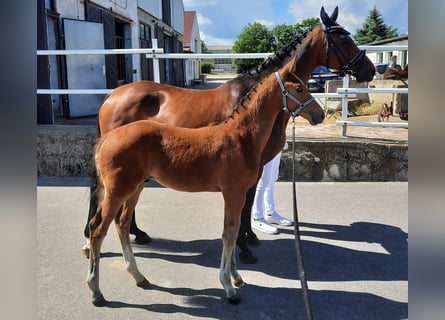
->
<box><xmin>183</xmin><ymin>0</ymin><xmax>408</xmax><ymax>46</ymax></box>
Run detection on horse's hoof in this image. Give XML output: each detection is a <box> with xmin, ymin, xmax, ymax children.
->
<box><xmin>136</xmin><ymin>278</ymin><xmax>151</xmax><ymax>288</ymax></box>
<box><xmin>81</xmin><ymin>246</ymin><xmax>90</xmax><ymax>259</ymax></box>
<box><xmin>92</xmin><ymin>295</ymin><xmax>107</xmax><ymax>307</ymax></box>
<box><xmin>227</xmin><ymin>295</ymin><xmax>240</xmax><ymax>305</ymax></box>
<box><xmin>134</xmin><ymin>233</ymin><xmax>152</xmax><ymax>245</ymax></box>
<box><xmin>233</xmin><ymin>278</ymin><xmax>244</xmax><ymax>287</ymax></box>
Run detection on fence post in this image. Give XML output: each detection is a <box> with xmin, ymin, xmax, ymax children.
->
<box><xmin>341</xmin><ymin>75</ymin><xmax>350</xmax><ymax>136</ymax></box>
<box><xmin>152</xmin><ymin>39</ymin><xmax>160</xmax><ymax>83</ymax></box>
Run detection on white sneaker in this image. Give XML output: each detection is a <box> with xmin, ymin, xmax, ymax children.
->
<box><xmin>265</xmin><ymin>212</ymin><xmax>293</xmax><ymax>226</ymax></box>
<box><xmin>252</xmin><ymin>218</ymin><xmax>278</xmax><ymax>235</ymax></box>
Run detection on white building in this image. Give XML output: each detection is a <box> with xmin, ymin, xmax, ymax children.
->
<box><xmin>366</xmin><ymin>34</ymin><xmax>408</xmax><ymax>66</ymax></box>
<box><xmin>183</xmin><ymin>11</ymin><xmax>202</xmax><ymax>85</ymax></box>
<box><xmin>38</xmin><ymin>0</ymin><xmax>187</xmax><ymax>122</ymax></box>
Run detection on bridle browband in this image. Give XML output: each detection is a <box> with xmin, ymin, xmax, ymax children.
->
<box><xmin>274</xmin><ymin>72</ymin><xmax>315</xmax><ymax>119</ymax></box>
<box><xmin>322</xmin><ymin>24</ymin><xmax>366</xmax><ymax>76</ymax></box>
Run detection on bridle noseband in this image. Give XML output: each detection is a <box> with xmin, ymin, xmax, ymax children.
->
<box><xmin>274</xmin><ymin>72</ymin><xmax>315</xmax><ymax>119</ymax></box>
<box><xmin>322</xmin><ymin>24</ymin><xmax>366</xmax><ymax>76</ymax></box>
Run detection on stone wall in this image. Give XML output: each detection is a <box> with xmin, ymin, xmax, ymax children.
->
<box><xmin>280</xmin><ymin>140</ymin><xmax>408</xmax><ymax>181</ymax></box>
<box><xmin>37</xmin><ymin>125</ymin><xmax>408</xmax><ymax>181</ymax></box>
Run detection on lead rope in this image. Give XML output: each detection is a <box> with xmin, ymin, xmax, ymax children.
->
<box><xmin>291</xmin><ymin>117</ymin><xmax>313</xmax><ymax>320</ymax></box>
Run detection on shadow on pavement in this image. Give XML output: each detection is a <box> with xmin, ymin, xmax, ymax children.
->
<box><xmin>99</xmin><ymin>221</ymin><xmax>407</xmax><ymax>319</ymax></box>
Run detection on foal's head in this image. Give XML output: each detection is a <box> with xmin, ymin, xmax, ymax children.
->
<box><xmin>317</xmin><ymin>6</ymin><xmax>375</xmax><ymax>82</ymax></box>
<box><xmin>278</xmin><ymin>72</ymin><xmax>324</xmax><ymax>125</ymax></box>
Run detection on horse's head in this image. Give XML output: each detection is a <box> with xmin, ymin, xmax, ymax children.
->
<box><xmin>319</xmin><ymin>6</ymin><xmax>375</xmax><ymax>82</ymax></box>
<box><xmin>277</xmin><ymin>72</ymin><xmax>325</xmax><ymax>125</ymax></box>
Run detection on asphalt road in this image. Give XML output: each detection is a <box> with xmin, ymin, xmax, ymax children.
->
<box><xmin>37</xmin><ymin>178</ymin><xmax>408</xmax><ymax>320</ymax></box>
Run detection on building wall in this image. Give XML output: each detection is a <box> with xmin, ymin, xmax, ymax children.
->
<box><xmin>138</xmin><ymin>0</ymin><xmax>162</xmax><ymax>19</ymax></box>
<box><xmin>39</xmin><ymin>0</ymin><xmax>187</xmax><ymax>121</ymax></box>
<box><xmin>366</xmin><ymin>39</ymin><xmax>408</xmax><ymax>66</ymax></box>
<box><xmin>171</xmin><ymin>0</ymin><xmax>184</xmax><ymax>35</ymax></box>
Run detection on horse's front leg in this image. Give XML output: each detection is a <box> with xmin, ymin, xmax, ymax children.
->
<box><xmin>237</xmin><ymin>185</ymin><xmax>259</xmax><ymax>264</ymax></box>
<box><xmin>115</xmin><ymin>184</ymin><xmax>150</xmax><ymax>288</ymax></box>
<box><xmin>220</xmin><ymin>190</ymin><xmax>245</xmax><ymax>304</ymax></box>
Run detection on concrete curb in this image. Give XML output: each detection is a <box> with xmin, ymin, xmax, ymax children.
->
<box><xmin>37</xmin><ymin>125</ymin><xmax>407</xmax><ymax>181</ymax></box>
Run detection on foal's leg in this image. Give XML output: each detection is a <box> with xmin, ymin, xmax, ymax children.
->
<box><xmin>220</xmin><ymin>190</ymin><xmax>245</xmax><ymax>304</ymax></box>
<box><xmin>87</xmin><ymin>196</ymin><xmax>122</xmax><ymax>306</ymax></box>
<box><xmin>114</xmin><ymin>184</ymin><xmax>150</xmax><ymax>287</ymax></box>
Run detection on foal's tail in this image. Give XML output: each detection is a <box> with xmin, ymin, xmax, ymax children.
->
<box><xmin>84</xmin><ymin>138</ymin><xmax>106</xmax><ymax>238</ymax></box>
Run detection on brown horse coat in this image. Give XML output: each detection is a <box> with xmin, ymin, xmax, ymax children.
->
<box><xmin>87</xmin><ymin>71</ymin><xmax>322</xmax><ymax>306</ymax></box>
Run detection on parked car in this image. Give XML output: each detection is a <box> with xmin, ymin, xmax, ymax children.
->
<box><xmin>307</xmin><ymin>66</ymin><xmax>342</xmax><ymax>93</ymax></box>
<box><xmin>374</xmin><ymin>63</ymin><xmax>389</xmax><ymax>80</ymax></box>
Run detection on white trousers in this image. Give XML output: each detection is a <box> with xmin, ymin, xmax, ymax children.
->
<box><xmin>252</xmin><ymin>151</ymin><xmax>282</xmax><ymax>219</ymax></box>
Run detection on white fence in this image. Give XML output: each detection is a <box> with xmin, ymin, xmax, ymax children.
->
<box><xmin>37</xmin><ymin>45</ymin><xmax>408</xmax><ymax>135</ymax></box>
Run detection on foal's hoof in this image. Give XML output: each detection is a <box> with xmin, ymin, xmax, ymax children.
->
<box><xmin>136</xmin><ymin>278</ymin><xmax>151</xmax><ymax>288</ymax></box>
<box><xmin>227</xmin><ymin>295</ymin><xmax>241</xmax><ymax>305</ymax></box>
<box><xmin>81</xmin><ymin>246</ymin><xmax>90</xmax><ymax>259</ymax></box>
<box><xmin>92</xmin><ymin>295</ymin><xmax>107</xmax><ymax>307</ymax></box>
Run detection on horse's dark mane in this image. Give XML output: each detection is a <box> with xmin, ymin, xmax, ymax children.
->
<box><xmin>232</xmin><ymin>25</ymin><xmax>316</xmax><ymax>84</ymax></box>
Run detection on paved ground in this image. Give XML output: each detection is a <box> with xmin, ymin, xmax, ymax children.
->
<box><xmin>37</xmin><ymin>178</ymin><xmax>407</xmax><ymax>320</ymax></box>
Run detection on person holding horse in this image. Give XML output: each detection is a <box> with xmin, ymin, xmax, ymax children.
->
<box><xmin>251</xmin><ymin>143</ymin><xmax>293</xmax><ymax>235</ymax></box>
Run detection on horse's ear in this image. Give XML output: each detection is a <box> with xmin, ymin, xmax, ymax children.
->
<box><xmin>320</xmin><ymin>6</ymin><xmax>333</xmax><ymax>27</ymax></box>
<box><xmin>330</xmin><ymin>6</ymin><xmax>339</xmax><ymax>22</ymax></box>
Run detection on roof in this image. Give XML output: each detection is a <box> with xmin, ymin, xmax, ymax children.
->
<box><xmin>206</xmin><ymin>45</ymin><xmax>233</xmax><ymax>52</ymax></box>
<box><xmin>183</xmin><ymin>11</ymin><xmax>196</xmax><ymax>45</ymax></box>
<box><xmin>366</xmin><ymin>34</ymin><xmax>408</xmax><ymax>45</ymax></box>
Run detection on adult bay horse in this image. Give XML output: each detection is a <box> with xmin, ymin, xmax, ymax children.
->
<box><xmin>82</xmin><ymin>6</ymin><xmax>375</xmax><ymax>263</ymax></box>
<box><xmin>87</xmin><ymin>69</ymin><xmax>322</xmax><ymax>306</ymax></box>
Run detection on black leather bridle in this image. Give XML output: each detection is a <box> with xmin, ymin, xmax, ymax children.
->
<box><xmin>322</xmin><ymin>24</ymin><xmax>366</xmax><ymax>76</ymax></box>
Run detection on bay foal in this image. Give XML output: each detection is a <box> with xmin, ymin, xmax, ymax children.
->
<box><xmin>87</xmin><ymin>70</ymin><xmax>323</xmax><ymax>306</ymax></box>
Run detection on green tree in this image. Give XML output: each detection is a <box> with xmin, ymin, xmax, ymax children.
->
<box><xmin>354</xmin><ymin>6</ymin><xmax>399</xmax><ymax>44</ymax></box>
<box><xmin>201</xmin><ymin>40</ymin><xmax>208</xmax><ymax>53</ymax></box>
<box><xmin>272</xmin><ymin>18</ymin><xmax>319</xmax><ymax>50</ymax></box>
<box><xmin>232</xmin><ymin>22</ymin><xmax>273</xmax><ymax>72</ymax></box>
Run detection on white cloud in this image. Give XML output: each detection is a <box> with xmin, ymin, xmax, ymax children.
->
<box><xmin>200</xmin><ymin>31</ymin><xmax>235</xmax><ymax>46</ymax></box>
<box><xmin>197</xmin><ymin>13</ymin><xmax>212</xmax><ymax>26</ymax></box>
<box><xmin>254</xmin><ymin>19</ymin><xmax>275</xmax><ymax>28</ymax></box>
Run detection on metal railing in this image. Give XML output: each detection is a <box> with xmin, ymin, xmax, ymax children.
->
<box><xmin>37</xmin><ymin>44</ymin><xmax>408</xmax><ymax>135</ymax></box>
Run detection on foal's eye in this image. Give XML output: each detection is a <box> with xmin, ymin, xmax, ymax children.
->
<box><xmin>295</xmin><ymin>86</ymin><xmax>303</xmax><ymax>93</ymax></box>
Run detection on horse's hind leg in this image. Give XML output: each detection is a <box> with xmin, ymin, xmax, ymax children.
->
<box><xmin>87</xmin><ymin>196</ymin><xmax>121</xmax><ymax>306</ymax></box>
<box><xmin>115</xmin><ymin>184</ymin><xmax>150</xmax><ymax>288</ymax></box>
<box><xmin>220</xmin><ymin>190</ymin><xmax>245</xmax><ymax>304</ymax></box>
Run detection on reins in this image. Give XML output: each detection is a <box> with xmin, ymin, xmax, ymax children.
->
<box><xmin>275</xmin><ymin>71</ymin><xmax>314</xmax><ymax>320</ymax></box>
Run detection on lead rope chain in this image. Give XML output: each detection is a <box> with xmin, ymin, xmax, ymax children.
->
<box><xmin>291</xmin><ymin>118</ymin><xmax>313</xmax><ymax>320</ymax></box>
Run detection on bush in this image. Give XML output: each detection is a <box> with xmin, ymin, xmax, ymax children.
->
<box><xmin>201</xmin><ymin>62</ymin><xmax>212</xmax><ymax>74</ymax></box>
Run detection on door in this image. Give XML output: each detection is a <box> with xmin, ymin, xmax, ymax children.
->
<box><xmin>64</xmin><ymin>19</ymin><xmax>106</xmax><ymax>117</ymax></box>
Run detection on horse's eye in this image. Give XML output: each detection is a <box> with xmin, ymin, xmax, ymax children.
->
<box><xmin>295</xmin><ymin>86</ymin><xmax>303</xmax><ymax>93</ymax></box>
<box><xmin>340</xmin><ymin>34</ymin><xmax>348</xmax><ymax>43</ymax></box>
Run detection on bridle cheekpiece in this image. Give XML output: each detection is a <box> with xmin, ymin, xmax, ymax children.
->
<box><xmin>274</xmin><ymin>72</ymin><xmax>314</xmax><ymax>120</ymax></box>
